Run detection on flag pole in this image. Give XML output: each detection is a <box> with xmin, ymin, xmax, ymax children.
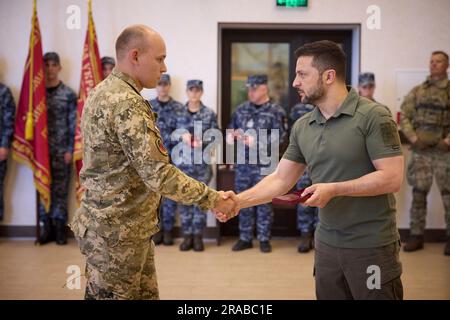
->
<box><xmin>12</xmin><ymin>0</ymin><xmax>51</xmax><ymax>242</ymax></box>
<box><xmin>31</xmin><ymin>0</ymin><xmax>40</xmax><ymax>245</ymax></box>
<box><xmin>25</xmin><ymin>0</ymin><xmax>36</xmax><ymax>141</ymax></box>
<box><xmin>35</xmin><ymin>191</ymin><xmax>40</xmax><ymax>245</ymax></box>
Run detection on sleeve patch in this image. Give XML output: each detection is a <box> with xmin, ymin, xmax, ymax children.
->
<box><xmin>380</xmin><ymin>122</ymin><xmax>401</xmax><ymax>150</ymax></box>
<box><xmin>155</xmin><ymin>138</ymin><xmax>169</xmax><ymax>156</ymax></box>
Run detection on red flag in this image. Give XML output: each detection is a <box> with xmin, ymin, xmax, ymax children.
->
<box><xmin>73</xmin><ymin>0</ymin><xmax>103</xmax><ymax>204</ymax></box>
<box><xmin>12</xmin><ymin>0</ymin><xmax>51</xmax><ymax>212</ymax></box>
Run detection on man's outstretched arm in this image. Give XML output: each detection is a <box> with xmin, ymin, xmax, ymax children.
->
<box><xmin>236</xmin><ymin>159</ymin><xmax>306</xmax><ymax>210</ymax></box>
<box><xmin>114</xmin><ymin>102</ymin><xmax>238</xmax><ymax>217</ymax></box>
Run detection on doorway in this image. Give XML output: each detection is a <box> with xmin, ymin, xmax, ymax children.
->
<box><xmin>217</xmin><ymin>23</ymin><xmax>360</xmax><ymax>237</ymax></box>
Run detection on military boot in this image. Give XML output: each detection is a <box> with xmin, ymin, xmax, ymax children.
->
<box><xmin>179</xmin><ymin>235</ymin><xmax>193</xmax><ymax>251</ymax></box>
<box><xmin>193</xmin><ymin>234</ymin><xmax>204</xmax><ymax>252</ymax></box>
<box><xmin>163</xmin><ymin>230</ymin><xmax>174</xmax><ymax>246</ymax></box>
<box><xmin>55</xmin><ymin>220</ymin><xmax>67</xmax><ymax>245</ymax></box>
<box><xmin>444</xmin><ymin>237</ymin><xmax>450</xmax><ymax>256</ymax></box>
<box><xmin>232</xmin><ymin>239</ymin><xmax>253</xmax><ymax>251</ymax></box>
<box><xmin>39</xmin><ymin>219</ymin><xmax>55</xmax><ymax>245</ymax></box>
<box><xmin>403</xmin><ymin>235</ymin><xmax>424</xmax><ymax>252</ymax></box>
<box><xmin>259</xmin><ymin>241</ymin><xmax>272</xmax><ymax>253</ymax></box>
<box><xmin>298</xmin><ymin>231</ymin><xmax>314</xmax><ymax>253</ymax></box>
<box><xmin>153</xmin><ymin>230</ymin><xmax>163</xmax><ymax>245</ymax></box>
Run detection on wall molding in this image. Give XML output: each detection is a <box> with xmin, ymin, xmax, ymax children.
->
<box><xmin>0</xmin><ymin>226</ymin><xmax>446</xmax><ymax>242</ymax></box>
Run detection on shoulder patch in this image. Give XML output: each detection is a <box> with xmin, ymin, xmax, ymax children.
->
<box><xmin>155</xmin><ymin>138</ymin><xmax>168</xmax><ymax>156</ymax></box>
<box><xmin>380</xmin><ymin>122</ymin><xmax>401</xmax><ymax>150</ymax></box>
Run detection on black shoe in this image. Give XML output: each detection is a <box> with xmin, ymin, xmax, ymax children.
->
<box><xmin>193</xmin><ymin>234</ymin><xmax>204</xmax><ymax>252</ymax></box>
<box><xmin>445</xmin><ymin>238</ymin><xmax>450</xmax><ymax>256</ymax></box>
<box><xmin>232</xmin><ymin>239</ymin><xmax>253</xmax><ymax>251</ymax></box>
<box><xmin>259</xmin><ymin>241</ymin><xmax>272</xmax><ymax>253</ymax></box>
<box><xmin>55</xmin><ymin>220</ymin><xmax>67</xmax><ymax>245</ymax></box>
<box><xmin>153</xmin><ymin>230</ymin><xmax>163</xmax><ymax>245</ymax></box>
<box><xmin>298</xmin><ymin>232</ymin><xmax>314</xmax><ymax>253</ymax></box>
<box><xmin>163</xmin><ymin>230</ymin><xmax>174</xmax><ymax>246</ymax></box>
<box><xmin>179</xmin><ymin>236</ymin><xmax>193</xmax><ymax>251</ymax></box>
<box><xmin>39</xmin><ymin>219</ymin><xmax>55</xmax><ymax>245</ymax></box>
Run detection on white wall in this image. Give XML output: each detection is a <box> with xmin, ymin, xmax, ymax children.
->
<box><xmin>1</xmin><ymin>0</ymin><xmax>449</xmax><ymax>229</ymax></box>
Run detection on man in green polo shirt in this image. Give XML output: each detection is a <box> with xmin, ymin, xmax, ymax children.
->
<box><xmin>229</xmin><ymin>40</ymin><xmax>404</xmax><ymax>300</ymax></box>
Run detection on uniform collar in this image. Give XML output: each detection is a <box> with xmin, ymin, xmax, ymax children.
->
<box><xmin>309</xmin><ymin>86</ymin><xmax>359</xmax><ymax>124</ymax></box>
<box><xmin>46</xmin><ymin>81</ymin><xmax>63</xmax><ymax>91</ymax></box>
<box><xmin>155</xmin><ymin>97</ymin><xmax>173</xmax><ymax>105</ymax></box>
<box><xmin>111</xmin><ymin>68</ymin><xmax>142</xmax><ymax>94</ymax></box>
<box><xmin>185</xmin><ymin>102</ymin><xmax>205</xmax><ymax>113</ymax></box>
<box><xmin>248</xmin><ymin>100</ymin><xmax>271</xmax><ymax>111</ymax></box>
<box><xmin>424</xmin><ymin>75</ymin><xmax>449</xmax><ymax>89</ymax></box>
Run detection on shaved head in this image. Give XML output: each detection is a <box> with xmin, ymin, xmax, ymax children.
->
<box><xmin>115</xmin><ymin>25</ymin><xmax>158</xmax><ymax>61</ymax></box>
<box><xmin>114</xmin><ymin>25</ymin><xmax>167</xmax><ymax>89</ymax></box>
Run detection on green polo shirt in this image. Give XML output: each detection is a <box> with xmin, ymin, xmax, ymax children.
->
<box><xmin>283</xmin><ymin>87</ymin><xmax>402</xmax><ymax>248</ymax></box>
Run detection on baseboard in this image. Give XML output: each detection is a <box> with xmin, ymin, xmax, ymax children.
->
<box><xmin>0</xmin><ymin>225</ymin><xmax>447</xmax><ymax>242</ymax></box>
<box><xmin>0</xmin><ymin>225</ymin><xmax>220</xmax><ymax>240</ymax></box>
<box><xmin>398</xmin><ymin>228</ymin><xmax>447</xmax><ymax>242</ymax></box>
<box><xmin>0</xmin><ymin>225</ymin><xmax>36</xmax><ymax>237</ymax></box>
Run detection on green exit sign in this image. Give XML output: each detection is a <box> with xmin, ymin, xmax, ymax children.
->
<box><xmin>277</xmin><ymin>0</ymin><xmax>308</xmax><ymax>7</ymax></box>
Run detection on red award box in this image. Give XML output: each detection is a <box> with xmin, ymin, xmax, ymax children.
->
<box><xmin>272</xmin><ymin>189</ymin><xmax>312</xmax><ymax>206</ymax></box>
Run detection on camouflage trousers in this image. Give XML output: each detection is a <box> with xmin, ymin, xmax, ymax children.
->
<box><xmin>38</xmin><ymin>152</ymin><xmax>71</xmax><ymax>223</ymax></box>
<box><xmin>406</xmin><ymin>149</ymin><xmax>450</xmax><ymax>236</ymax></box>
<box><xmin>160</xmin><ymin>197</ymin><xmax>177</xmax><ymax>231</ymax></box>
<box><xmin>297</xmin><ymin>205</ymin><xmax>319</xmax><ymax>234</ymax></box>
<box><xmin>296</xmin><ymin>175</ymin><xmax>319</xmax><ymax>234</ymax></box>
<box><xmin>76</xmin><ymin>230</ymin><xmax>159</xmax><ymax>300</ymax></box>
<box><xmin>0</xmin><ymin>160</ymin><xmax>6</xmax><ymax>221</ymax></box>
<box><xmin>235</xmin><ymin>165</ymin><xmax>273</xmax><ymax>242</ymax></box>
<box><xmin>178</xmin><ymin>164</ymin><xmax>212</xmax><ymax>235</ymax></box>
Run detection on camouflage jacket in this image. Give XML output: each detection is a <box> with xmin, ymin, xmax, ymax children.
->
<box><xmin>173</xmin><ymin>103</ymin><xmax>218</xmax><ymax>166</ymax></box>
<box><xmin>70</xmin><ymin>68</ymin><xmax>220</xmax><ymax>242</ymax></box>
<box><xmin>289</xmin><ymin>103</ymin><xmax>315</xmax><ymax>128</ymax></box>
<box><xmin>400</xmin><ymin>75</ymin><xmax>450</xmax><ymax>145</ymax></box>
<box><xmin>46</xmin><ymin>82</ymin><xmax>77</xmax><ymax>154</ymax></box>
<box><xmin>228</xmin><ymin>100</ymin><xmax>287</xmax><ymax>165</ymax></box>
<box><xmin>0</xmin><ymin>83</ymin><xmax>16</xmax><ymax>148</ymax></box>
<box><xmin>148</xmin><ymin>97</ymin><xmax>183</xmax><ymax>152</ymax></box>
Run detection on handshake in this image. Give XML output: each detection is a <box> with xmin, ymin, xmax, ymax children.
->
<box><xmin>211</xmin><ymin>191</ymin><xmax>241</xmax><ymax>222</ymax></box>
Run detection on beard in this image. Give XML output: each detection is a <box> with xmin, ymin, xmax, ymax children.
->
<box><xmin>298</xmin><ymin>79</ymin><xmax>325</xmax><ymax>105</ymax></box>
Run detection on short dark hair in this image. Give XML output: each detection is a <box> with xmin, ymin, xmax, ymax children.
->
<box><xmin>432</xmin><ymin>50</ymin><xmax>449</xmax><ymax>61</ymax></box>
<box><xmin>43</xmin><ymin>52</ymin><xmax>60</xmax><ymax>65</ymax></box>
<box><xmin>294</xmin><ymin>40</ymin><xmax>347</xmax><ymax>81</ymax></box>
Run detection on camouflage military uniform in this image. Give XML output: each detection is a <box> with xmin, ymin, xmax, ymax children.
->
<box><xmin>0</xmin><ymin>83</ymin><xmax>16</xmax><ymax>221</ymax></box>
<box><xmin>70</xmin><ymin>68</ymin><xmax>220</xmax><ymax>300</ymax></box>
<box><xmin>38</xmin><ymin>82</ymin><xmax>77</xmax><ymax>224</ymax></box>
<box><xmin>400</xmin><ymin>76</ymin><xmax>450</xmax><ymax>236</ymax></box>
<box><xmin>229</xmin><ymin>100</ymin><xmax>286</xmax><ymax>242</ymax></box>
<box><xmin>174</xmin><ymin>103</ymin><xmax>218</xmax><ymax>236</ymax></box>
<box><xmin>290</xmin><ymin>103</ymin><xmax>319</xmax><ymax>234</ymax></box>
<box><xmin>149</xmin><ymin>97</ymin><xmax>183</xmax><ymax>232</ymax></box>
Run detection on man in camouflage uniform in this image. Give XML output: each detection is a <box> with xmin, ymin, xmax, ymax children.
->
<box><xmin>149</xmin><ymin>73</ymin><xmax>183</xmax><ymax>246</ymax></box>
<box><xmin>173</xmin><ymin>79</ymin><xmax>218</xmax><ymax>252</ymax></box>
<box><xmin>70</xmin><ymin>25</ymin><xmax>237</xmax><ymax>300</ymax></box>
<box><xmin>227</xmin><ymin>75</ymin><xmax>287</xmax><ymax>253</ymax></box>
<box><xmin>0</xmin><ymin>83</ymin><xmax>16</xmax><ymax>221</ymax></box>
<box><xmin>400</xmin><ymin>51</ymin><xmax>450</xmax><ymax>255</ymax></box>
<box><xmin>39</xmin><ymin>52</ymin><xmax>77</xmax><ymax>245</ymax></box>
<box><xmin>289</xmin><ymin>102</ymin><xmax>318</xmax><ymax>253</ymax></box>
<box><xmin>101</xmin><ymin>56</ymin><xmax>115</xmax><ymax>78</ymax></box>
